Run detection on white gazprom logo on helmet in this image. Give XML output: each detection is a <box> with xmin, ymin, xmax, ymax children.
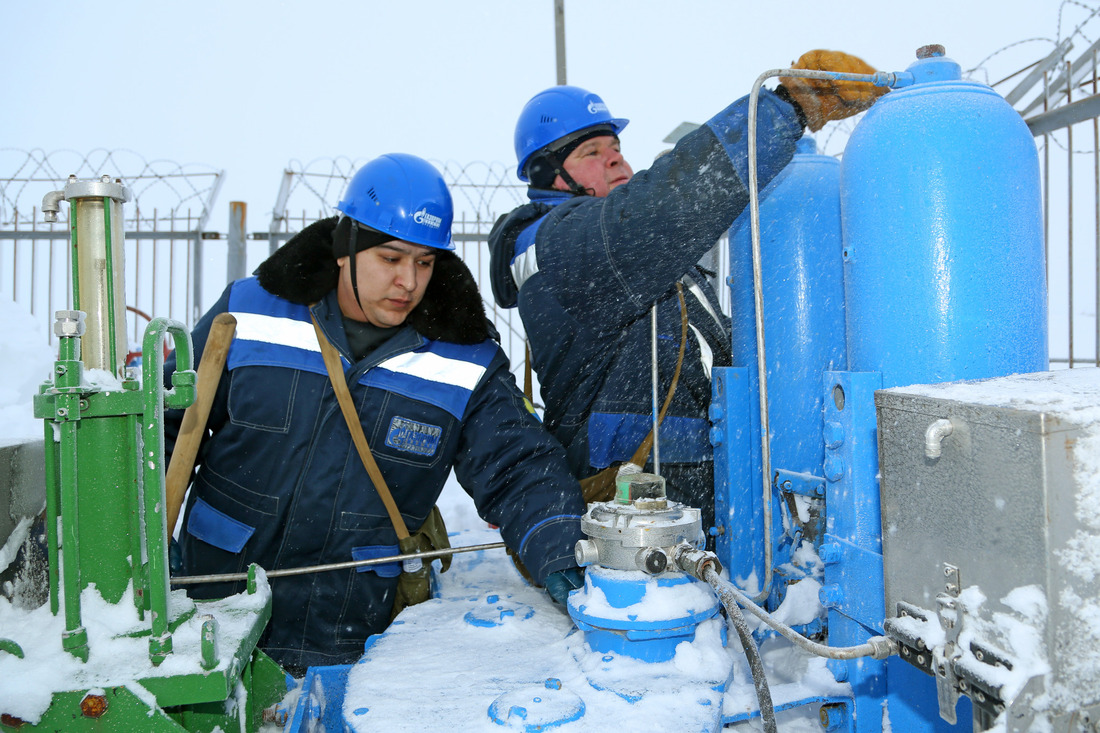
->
<box><xmin>587</xmin><ymin>100</ymin><xmax>608</xmax><ymax>115</ymax></box>
<box><xmin>413</xmin><ymin>208</ymin><xmax>442</xmax><ymax>229</ymax></box>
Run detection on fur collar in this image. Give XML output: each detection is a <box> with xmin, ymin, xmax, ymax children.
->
<box><xmin>255</xmin><ymin>217</ymin><xmax>489</xmax><ymax>344</ymax></box>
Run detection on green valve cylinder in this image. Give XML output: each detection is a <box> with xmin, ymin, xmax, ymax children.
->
<box><xmin>44</xmin><ymin>175</ymin><xmax>131</xmax><ymax>374</ymax></box>
<box><xmin>24</xmin><ymin>180</ymin><xmax>284</xmax><ymax>731</ymax></box>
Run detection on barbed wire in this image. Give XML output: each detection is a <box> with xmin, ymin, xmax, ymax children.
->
<box><xmin>818</xmin><ymin>1</ymin><xmax>1100</xmax><ymax>160</ymax></box>
<box><xmin>0</xmin><ymin>148</ymin><xmax>223</xmax><ymax>229</ymax></box>
<box><xmin>0</xmin><ymin>149</ymin><xmax>527</xmax><ymax>235</ymax></box>
<box><xmin>1058</xmin><ymin>0</ymin><xmax>1100</xmax><ymax>47</ymax></box>
<box><xmin>8</xmin><ymin>1</ymin><xmax>1099</xmax><ymax>231</ymax></box>
<box><xmin>437</xmin><ymin>160</ymin><xmax>527</xmax><ymax>223</ymax></box>
<box><xmin>274</xmin><ymin>156</ymin><xmax>360</xmax><ymax>223</ymax></box>
<box><xmin>272</xmin><ymin>157</ymin><xmax>526</xmax><ymax>229</ymax></box>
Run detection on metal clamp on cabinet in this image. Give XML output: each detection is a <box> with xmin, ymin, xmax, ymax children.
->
<box><xmin>883</xmin><ymin>587</ymin><xmax>1016</xmax><ymax>728</ymax></box>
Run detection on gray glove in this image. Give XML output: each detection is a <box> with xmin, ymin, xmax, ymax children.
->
<box><xmin>545</xmin><ymin>567</ymin><xmax>585</xmax><ymax>606</ymax></box>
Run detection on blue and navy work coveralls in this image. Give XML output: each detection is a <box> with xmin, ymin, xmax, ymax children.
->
<box><xmin>166</xmin><ymin>277</ymin><xmax>584</xmax><ymax>670</ymax></box>
<box><xmin>488</xmin><ymin>89</ymin><xmax>804</xmax><ymax>529</ymax></box>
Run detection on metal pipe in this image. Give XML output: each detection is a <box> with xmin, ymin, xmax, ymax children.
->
<box><xmin>703</xmin><ymin>566</ymin><xmax>895</xmax><ymax>661</ymax></box>
<box><xmin>1044</xmin><ymin>70</ymin><xmax>1051</xmax><ymax>293</ymax></box>
<box><xmin>554</xmin><ymin>0</ymin><xmax>567</xmax><ymax>86</ymax></box>
<box><xmin>924</xmin><ymin>418</ymin><xmax>954</xmax><ymax>459</ymax></box>
<box><xmin>745</xmin><ymin>67</ymin><xmax>897</xmax><ymax>604</ymax></box>
<box><xmin>1094</xmin><ymin>52</ymin><xmax>1099</xmax><ymax>367</ymax></box>
<box><xmin>59</xmin><ymin>413</ymin><xmax>86</xmax><ymax>660</ymax></box>
<box><xmin>43</xmin><ymin>411</ymin><xmax>61</xmax><ymax>617</ymax></box>
<box><xmin>746</xmin><ymin>70</ymin><xmax>779</xmax><ymax>605</ymax></box>
<box><xmin>41</xmin><ymin>190</ymin><xmax>65</xmax><ymax>223</ymax></box>
<box><xmin>141</xmin><ymin>317</ymin><xmax>193</xmax><ymax>664</ymax></box>
<box><xmin>651</xmin><ymin>303</ymin><xmax>661</xmax><ymax>474</ymax></box>
<box><xmin>53</xmin><ymin>311</ymin><xmax>89</xmax><ymax>661</ymax></box>
<box><xmin>1068</xmin><ymin>61</ymin><xmax>1076</xmax><ymax>368</ymax></box>
<box><xmin>171</xmin><ymin>541</ymin><xmax>508</xmax><ymax>585</ymax></box>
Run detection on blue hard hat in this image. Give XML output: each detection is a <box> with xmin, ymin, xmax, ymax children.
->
<box><xmin>336</xmin><ymin>153</ymin><xmax>454</xmax><ymax>251</ymax></box>
<box><xmin>513</xmin><ymin>85</ymin><xmax>629</xmax><ymax>182</ymax></box>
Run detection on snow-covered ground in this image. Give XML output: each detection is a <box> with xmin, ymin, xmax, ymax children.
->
<box><xmin>5</xmin><ymin>298</ymin><xmax>1100</xmax><ymax>731</ymax></box>
<box><xmin>0</xmin><ymin>300</ymin><xmax>835</xmax><ymax>730</ymax></box>
<box><xmin>0</xmin><ymin>300</ymin><xmax>54</xmax><ymax>447</ymax></box>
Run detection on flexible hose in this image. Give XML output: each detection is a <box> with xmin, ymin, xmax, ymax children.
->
<box><xmin>703</xmin><ymin>565</ymin><xmax>777</xmax><ymax>733</ymax></box>
<box><xmin>705</xmin><ymin>566</ymin><xmax>896</xmax><ymax>661</ymax></box>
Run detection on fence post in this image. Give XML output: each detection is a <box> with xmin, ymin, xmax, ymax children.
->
<box><xmin>192</xmin><ymin>232</ymin><xmax>203</xmax><ymax>326</ymax></box>
<box><xmin>228</xmin><ymin>201</ymin><xmax>248</xmax><ymax>283</ymax></box>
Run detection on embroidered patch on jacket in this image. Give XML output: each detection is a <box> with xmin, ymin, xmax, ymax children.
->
<box><xmin>385</xmin><ymin>416</ymin><xmax>443</xmax><ymax>457</ymax></box>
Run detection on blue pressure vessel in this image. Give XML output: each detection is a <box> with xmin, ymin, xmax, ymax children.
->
<box><xmin>729</xmin><ymin>136</ymin><xmax>847</xmax><ymax>479</ymax></box>
<box><xmin>725</xmin><ymin>137</ymin><xmax>846</xmax><ymax>594</ymax></box>
<box><xmin>841</xmin><ymin>47</ymin><xmax>1047</xmax><ymax>388</ymax></box>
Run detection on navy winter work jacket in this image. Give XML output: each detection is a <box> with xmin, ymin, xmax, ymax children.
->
<box><xmin>165</xmin><ymin>218</ymin><xmax>584</xmax><ymax>670</ymax></box>
<box><xmin>488</xmin><ymin>90</ymin><xmax>803</xmax><ymax>513</ymax></box>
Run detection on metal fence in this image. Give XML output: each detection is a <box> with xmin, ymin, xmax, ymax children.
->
<box><xmin>1016</xmin><ymin>49</ymin><xmax>1100</xmax><ymax>367</ymax></box>
<box><xmin>0</xmin><ymin>148</ymin><xmax>222</xmax><ymax>351</ymax></box>
<box><xmin>3</xmin><ymin>47</ymin><xmax>1100</xmax><ymax>379</ymax></box>
<box><xmin>0</xmin><ymin>149</ymin><xmax>539</xmax><ymax>383</ymax></box>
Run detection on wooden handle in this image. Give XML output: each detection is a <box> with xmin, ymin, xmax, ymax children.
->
<box><xmin>165</xmin><ymin>313</ymin><xmax>237</xmax><ymax>537</ymax></box>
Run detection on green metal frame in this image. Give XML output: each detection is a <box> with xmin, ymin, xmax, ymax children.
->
<box><xmin>11</xmin><ymin>181</ymin><xmax>288</xmax><ymax>732</ymax></box>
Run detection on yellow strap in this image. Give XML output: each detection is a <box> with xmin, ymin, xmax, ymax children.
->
<box><xmin>311</xmin><ymin>314</ymin><xmax>410</xmax><ymax>540</ymax></box>
<box><xmin>524</xmin><ymin>341</ymin><xmax>533</xmax><ymax>402</ymax></box>
<box><xmin>578</xmin><ymin>283</ymin><xmax>689</xmax><ymax>504</ymax></box>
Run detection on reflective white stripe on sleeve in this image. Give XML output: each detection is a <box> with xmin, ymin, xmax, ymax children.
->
<box><xmin>682</xmin><ymin>275</ymin><xmax>724</xmax><ymax>331</ymax></box>
<box><xmin>689</xmin><ymin>324</ymin><xmax>714</xmax><ymax>381</ymax></box>
<box><xmin>511</xmin><ymin>246</ymin><xmax>540</xmax><ymax>290</ymax></box>
<box><xmin>231</xmin><ymin>312</ymin><xmax>321</xmax><ymax>353</ymax></box>
<box><xmin>378</xmin><ymin>350</ymin><xmax>487</xmax><ymax>391</ymax></box>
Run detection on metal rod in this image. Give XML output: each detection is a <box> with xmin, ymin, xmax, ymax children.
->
<box><xmin>554</xmin><ymin>0</ymin><xmax>567</xmax><ymax>86</ymax></box>
<box><xmin>1069</xmin><ymin>61</ymin><xmax>1076</xmax><ymax>368</ymax></box>
<box><xmin>745</xmin><ymin>66</ymin><xmax>895</xmax><ymax>604</ymax></box>
<box><xmin>651</xmin><ymin>303</ymin><xmax>660</xmax><ymax>474</ymax></box>
<box><xmin>1008</xmin><ymin>38</ymin><xmax>1074</xmax><ymax>109</ymax></box>
<box><xmin>171</xmin><ymin>541</ymin><xmax>508</xmax><ymax>585</ymax></box>
<box><xmin>42</xmin><ymin>416</ymin><xmax>60</xmax><ymax>616</ymax></box>
<box><xmin>746</xmin><ymin>71</ymin><xmax>778</xmax><ymax>605</ymax></box>
<box><xmin>1044</xmin><ymin>71</ymin><xmax>1051</xmax><ymax>304</ymax></box>
<box><xmin>1094</xmin><ymin>52</ymin><xmax>1099</xmax><ymax>367</ymax></box>
<box><xmin>103</xmin><ymin>198</ymin><xmax>122</xmax><ymax>374</ymax></box>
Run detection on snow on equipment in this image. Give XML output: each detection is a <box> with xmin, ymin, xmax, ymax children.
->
<box><xmin>0</xmin><ymin>176</ymin><xmax>285</xmax><ymax>731</ymax></box>
<box><xmin>5</xmin><ymin>42</ymin><xmax>1098</xmax><ymax>733</ymax></box>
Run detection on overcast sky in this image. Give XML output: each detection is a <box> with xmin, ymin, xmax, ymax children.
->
<box><xmin>3</xmin><ymin>0</ymin><xmax>1095</xmax><ymax>222</ymax></box>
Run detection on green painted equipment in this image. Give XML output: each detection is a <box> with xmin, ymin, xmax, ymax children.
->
<box><xmin>0</xmin><ymin>176</ymin><xmax>285</xmax><ymax>731</ymax></box>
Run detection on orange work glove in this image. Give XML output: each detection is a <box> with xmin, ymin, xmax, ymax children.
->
<box><xmin>779</xmin><ymin>50</ymin><xmax>888</xmax><ymax>132</ymax></box>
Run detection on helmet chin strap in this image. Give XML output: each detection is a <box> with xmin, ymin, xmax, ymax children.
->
<box><xmin>547</xmin><ymin>153</ymin><xmax>594</xmax><ymax>197</ymax></box>
<box><xmin>345</xmin><ymin>221</ymin><xmax>370</xmax><ymax>320</ymax></box>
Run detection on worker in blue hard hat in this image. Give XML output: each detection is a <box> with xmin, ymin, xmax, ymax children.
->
<box><xmin>489</xmin><ymin>51</ymin><xmax>886</xmax><ymax>536</ymax></box>
<box><xmin>165</xmin><ymin>153</ymin><xmax>586</xmax><ymax>675</ymax></box>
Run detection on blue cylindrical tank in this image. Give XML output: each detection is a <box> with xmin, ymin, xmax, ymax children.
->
<box><xmin>726</xmin><ymin>136</ymin><xmax>846</xmax><ymax>591</ymax></box>
<box><xmin>729</xmin><ymin>137</ymin><xmax>847</xmax><ymax>477</ymax></box>
<box><xmin>841</xmin><ymin>49</ymin><xmax>1047</xmax><ymax>388</ymax></box>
